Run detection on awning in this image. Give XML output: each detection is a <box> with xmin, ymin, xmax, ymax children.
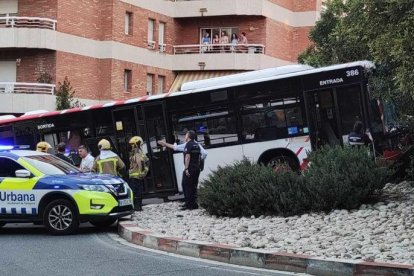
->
<box><xmin>169</xmin><ymin>71</ymin><xmax>245</xmax><ymax>92</ymax></box>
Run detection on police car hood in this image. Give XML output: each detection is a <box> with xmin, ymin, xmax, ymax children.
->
<box><xmin>35</xmin><ymin>173</ymin><xmax>124</xmax><ymax>189</ymax></box>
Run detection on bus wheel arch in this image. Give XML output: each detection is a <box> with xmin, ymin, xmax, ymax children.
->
<box><xmin>258</xmin><ymin>148</ymin><xmax>300</xmax><ymax>172</ymax></box>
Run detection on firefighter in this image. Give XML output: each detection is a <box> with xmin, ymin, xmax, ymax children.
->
<box><xmin>128</xmin><ymin>136</ymin><xmax>149</xmax><ymax>211</ymax></box>
<box><xmin>36</xmin><ymin>141</ymin><xmax>52</xmax><ymax>153</ymax></box>
<box><xmin>93</xmin><ymin>139</ymin><xmax>125</xmax><ymax>177</ymax></box>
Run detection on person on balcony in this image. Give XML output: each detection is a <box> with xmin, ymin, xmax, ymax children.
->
<box><xmin>230</xmin><ymin>33</ymin><xmax>239</xmax><ymax>53</ymax></box>
<box><xmin>239</xmin><ymin>32</ymin><xmax>248</xmax><ymax>53</ymax></box>
<box><xmin>212</xmin><ymin>33</ymin><xmax>220</xmax><ymax>53</ymax></box>
<box><xmin>201</xmin><ymin>32</ymin><xmax>211</xmax><ymax>53</ymax></box>
<box><xmin>220</xmin><ymin>31</ymin><xmax>229</xmax><ymax>52</ymax></box>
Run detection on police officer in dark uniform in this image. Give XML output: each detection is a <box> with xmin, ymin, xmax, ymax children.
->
<box><xmin>182</xmin><ymin>130</ymin><xmax>201</xmax><ymax>210</ymax></box>
<box><xmin>348</xmin><ymin>121</ymin><xmax>371</xmax><ymax>147</ymax></box>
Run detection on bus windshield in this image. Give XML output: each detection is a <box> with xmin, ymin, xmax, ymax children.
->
<box><xmin>23</xmin><ymin>155</ymin><xmax>81</xmax><ymax>175</ymax></box>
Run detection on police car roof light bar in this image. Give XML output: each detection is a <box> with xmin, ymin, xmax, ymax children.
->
<box><xmin>0</xmin><ymin>145</ymin><xmax>31</xmax><ymax>151</ymax></box>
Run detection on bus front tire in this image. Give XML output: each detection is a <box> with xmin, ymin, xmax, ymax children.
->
<box><xmin>267</xmin><ymin>155</ymin><xmax>298</xmax><ymax>172</ymax></box>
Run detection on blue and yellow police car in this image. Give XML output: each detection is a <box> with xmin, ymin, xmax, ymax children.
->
<box><xmin>0</xmin><ymin>146</ymin><xmax>134</xmax><ymax>235</ymax></box>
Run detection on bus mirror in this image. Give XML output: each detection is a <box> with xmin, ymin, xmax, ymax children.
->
<box><xmin>15</xmin><ymin>169</ymin><xmax>31</xmax><ymax>178</ymax></box>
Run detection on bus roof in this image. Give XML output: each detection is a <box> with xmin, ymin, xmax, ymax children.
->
<box><xmin>0</xmin><ymin>61</ymin><xmax>374</xmax><ymax>126</ymax></box>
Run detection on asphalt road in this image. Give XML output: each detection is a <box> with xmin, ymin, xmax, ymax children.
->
<box><xmin>0</xmin><ymin>223</ymin><xmax>303</xmax><ymax>276</ymax></box>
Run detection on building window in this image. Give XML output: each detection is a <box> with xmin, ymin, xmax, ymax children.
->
<box><xmin>124</xmin><ymin>70</ymin><xmax>132</xmax><ymax>92</ymax></box>
<box><xmin>125</xmin><ymin>12</ymin><xmax>133</xmax><ymax>35</ymax></box>
<box><xmin>147</xmin><ymin>19</ymin><xmax>155</xmax><ymax>49</ymax></box>
<box><xmin>147</xmin><ymin>74</ymin><xmax>154</xmax><ymax>95</ymax></box>
<box><xmin>157</xmin><ymin>75</ymin><xmax>165</xmax><ymax>94</ymax></box>
<box><xmin>158</xmin><ymin>22</ymin><xmax>165</xmax><ymax>52</ymax></box>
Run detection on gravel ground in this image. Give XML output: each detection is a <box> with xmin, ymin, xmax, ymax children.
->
<box><xmin>133</xmin><ymin>182</ymin><xmax>414</xmax><ymax>265</ymax></box>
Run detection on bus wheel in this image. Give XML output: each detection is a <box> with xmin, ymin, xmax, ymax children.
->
<box><xmin>268</xmin><ymin>156</ymin><xmax>297</xmax><ymax>173</ymax></box>
<box><xmin>44</xmin><ymin>199</ymin><xmax>79</xmax><ymax>235</ymax></box>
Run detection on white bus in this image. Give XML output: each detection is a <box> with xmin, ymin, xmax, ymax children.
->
<box><xmin>0</xmin><ymin>61</ymin><xmax>381</xmax><ymax>199</ymax></box>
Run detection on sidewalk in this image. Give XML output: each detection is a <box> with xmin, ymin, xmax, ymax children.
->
<box><xmin>118</xmin><ymin>221</ymin><xmax>414</xmax><ymax>276</ymax></box>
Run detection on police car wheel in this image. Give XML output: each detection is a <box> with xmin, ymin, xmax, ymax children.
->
<box><xmin>0</xmin><ymin>222</ymin><xmax>5</xmax><ymax>227</ymax></box>
<box><xmin>89</xmin><ymin>218</ymin><xmax>117</xmax><ymax>228</ymax></box>
<box><xmin>43</xmin><ymin>199</ymin><xmax>79</xmax><ymax>235</ymax></box>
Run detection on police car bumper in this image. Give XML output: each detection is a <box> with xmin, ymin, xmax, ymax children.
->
<box><xmin>72</xmin><ymin>189</ymin><xmax>134</xmax><ymax>218</ymax></box>
<box><xmin>79</xmin><ymin>207</ymin><xmax>134</xmax><ymax>221</ymax></box>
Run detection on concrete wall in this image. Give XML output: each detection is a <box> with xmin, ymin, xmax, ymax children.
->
<box><xmin>0</xmin><ymin>94</ymin><xmax>107</xmax><ymax>114</ymax></box>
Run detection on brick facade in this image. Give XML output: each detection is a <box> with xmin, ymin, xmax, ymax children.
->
<box><xmin>1</xmin><ymin>0</ymin><xmax>319</xmax><ymax>102</ymax></box>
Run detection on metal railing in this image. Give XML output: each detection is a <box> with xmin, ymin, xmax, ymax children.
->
<box><xmin>0</xmin><ymin>82</ymin><xmax>55</xmax><ymax>95</ymax></box>
<box><xmin>173</xmin><ymin>43</ymin><xmax>265</xmax><ymax>54</ymax></box>
<box><xmin>0</xmin><ymin>15</ymin><xmax>57</xmax><ymax>30</ymax></box>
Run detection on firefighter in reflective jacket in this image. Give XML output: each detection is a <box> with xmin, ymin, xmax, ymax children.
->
<box><xmin>128</xmin><ymin>136</ymin><xmax>149</xmax><ymax>211</ymax></box>
<box><xmin>93</xmin><ymin>139</ymin><xmax>125</xmax><ymax>177</ymax></box>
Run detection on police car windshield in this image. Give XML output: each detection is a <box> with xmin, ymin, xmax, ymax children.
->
<box><xmin>23</xmin><ymin>155</ymin><xmax>81</xmax><ymax>175</ymax></box>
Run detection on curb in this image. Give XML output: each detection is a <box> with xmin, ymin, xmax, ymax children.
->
<box><xmin>118</xmin><ymin>221</ymin><xmax>414</xmax><ymax>276</ymax></box>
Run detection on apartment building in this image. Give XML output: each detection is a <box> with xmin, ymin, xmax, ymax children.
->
<box><xmin>0</xmin><ymin>0</ymin><xmax>323</xmax><ymax>113</ymax></box>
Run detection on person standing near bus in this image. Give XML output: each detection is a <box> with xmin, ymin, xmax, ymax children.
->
<box><xmin>128</xmin><ymin>136</ymin><xmax>149</xmax><ymax>211</ymax></box>
<box><xmin>182</xmin><ymin>130</ymin><xmax>202</xmax><ymax>210</ymax></box>
<box><xmin>55</xmin><ymin>142</ymin><xmax>74</xmax><ymax>164</ymax></box>
<box><xmin>78</xmin><ymin>145</ymin><xmax>94</xmax><ymax>172</ymax></box>
<box><xmin>93</xmin><ymin>139</ymin><xmax>125</xmax><ymax>177</ymax></box>
<box><xmin>36</xmin><ymin>141</ymin><xmax>52</xmax><ymax>153</ymax></box>
<box><xmin>348</xmin><ymin>121</ymin><xmax>371</xmax><ymax>147</ymax></box>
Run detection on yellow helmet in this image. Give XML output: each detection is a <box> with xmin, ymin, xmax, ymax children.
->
<box><xmin>36</xmin><ymin>141</ymin><xmax>51</xmax><ymax>153</ymax></box>
<box><xmin>129</xmin><ymin>136</ymin><xmax>143</xmax><ymax>147</ymax></box>
<box><xmin>98</xmin><ymin>139</ymin><xmax>111</xmax><ymax>150</ymax></box>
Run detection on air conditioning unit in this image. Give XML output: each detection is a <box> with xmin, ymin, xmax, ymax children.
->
<box><xmin>147</xmin><ymin>41</ymin><xmax>156</xmax><ymax>49</ymax></box>
<box><xmin>159</xmin><ymin>44</ymin><xmax>166</xmax><ymax>53</ymax></box>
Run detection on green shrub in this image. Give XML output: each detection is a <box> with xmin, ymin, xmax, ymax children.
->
<box><xmin>198</xmin><ymin>159</ymin><xmax>309</xmax><ymax>217</ymax></box>
<box><xmin>303</xmin><ymin>146</ymin><xmax>388</xmax><ymax>211</ymax></box>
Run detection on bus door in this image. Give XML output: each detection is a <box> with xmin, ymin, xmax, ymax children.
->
<box><xmin>112</xmin><ymin>107</ymin><xmax>139</xmax><ymax>166</ymax></box>
<box><xmin>139</xmin><ymin>102</ymin><xmax>176</xmax><ymax>197</ymax></box>
<box><xmin>304</xmin><ymin>84</ymin><xmax>365</xmax><ymax>149</ymax></box>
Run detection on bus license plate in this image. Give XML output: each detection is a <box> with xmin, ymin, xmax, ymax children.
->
<box><xmin>118</xmin><ymin>198</ymin><xmax>132</xmax><ymax>206</ymax></box>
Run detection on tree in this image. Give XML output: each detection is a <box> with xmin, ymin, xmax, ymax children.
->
<box><xmin>55</xmin><ymin>77</ymin><xmax>83</xmax><ymax>110</ymax></box>
<box><xmin>299</xmin><ymin>0</ymin><xmax>414</xmax><ymax>115</ymax></box>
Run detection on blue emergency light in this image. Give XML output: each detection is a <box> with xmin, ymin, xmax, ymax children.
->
<box><xmin>0</xmin><ymin>145</ymin><xmax>31</xmax><ymax>151</ymax></box>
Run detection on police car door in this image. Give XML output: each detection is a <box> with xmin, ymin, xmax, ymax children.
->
<box><xmin>0</xmin><ymin>157</ymin><xmax>37</xmax><ymax>216</ymax></box>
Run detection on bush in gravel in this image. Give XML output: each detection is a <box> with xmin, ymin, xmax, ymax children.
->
<box><xmin>198</xmin><ymin>159</ymin><xmax>309</xmax><ymax>217</ymax></box>
<box><xmin>303</xmin><ymin>146</ymin><xmax>388</xmax><ymax>211</ymax></box>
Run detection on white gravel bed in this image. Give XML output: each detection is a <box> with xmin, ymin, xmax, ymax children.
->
<box><xmin>132</xmin><ymin>182</ymin><xmax>414</xmax><ymax>265</ymax></box>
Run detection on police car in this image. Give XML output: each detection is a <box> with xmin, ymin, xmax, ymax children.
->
<box><xmin>0</xmin><ymin>147</ymin><xmax>134</xmax><ymax>235</ymax></box>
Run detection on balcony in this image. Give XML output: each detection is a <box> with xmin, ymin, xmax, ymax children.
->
<box><xmin>171</xmin><ymin>44</ymin><xmax>290</xmax><ymax>71</ymax></box>
<box><xmin>0</xmin><ymin>82</ymin><xmax>55</xmax><ymax>95</ymax></box>
<box><xmin>173</xmin><ymin>43</ymin><xmax>265</xmax><ymax>55</ymax></box>
<box><xmin>0</xmin><ymin>15</ymin><xmax>56</xmax><ymax>30</ymax></box>
<box><xmin>0</xmin><ymin>15</ymin><xmax>57</xmax><ymax>50</ymax></box>
<box><xmin>0</xmin><ymin>82</ymin><xmax>55</xmax><ymax>113</ymax></box>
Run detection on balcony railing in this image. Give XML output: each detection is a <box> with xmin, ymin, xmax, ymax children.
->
<box><xmin>0</xmin><ymin>82</ymin><xmax>55</xmax><ymax>95</ymax></box>
<box><xmin>173</xmin><ymin>44</ymin><xmax>265</xmax><ymax>55</ymax></box>
<box><xmin>0</xmin><ymin>15</ymin><xmax>57</xmax><ymax>30</ymax></box>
